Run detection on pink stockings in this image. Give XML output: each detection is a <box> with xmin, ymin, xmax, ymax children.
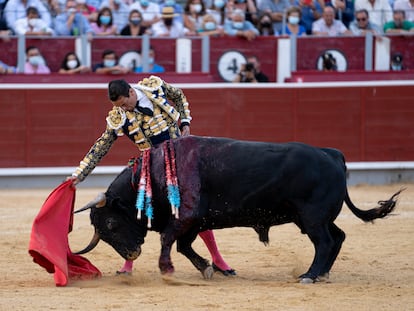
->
<box><xmin>117</xmin><ymin>230</ymin><xmax>232</xmax><ymax>274</ymax></box>
<box><xmin>198</xmin><ymin>230</ymin><xmax>232</xmax><ymax>271</ymax></box>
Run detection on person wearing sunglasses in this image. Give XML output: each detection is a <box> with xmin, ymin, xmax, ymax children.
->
<box><xmin>349</xmin><ymin>8</ymin><xmax>382</xmax><ymax>35</ymax></box>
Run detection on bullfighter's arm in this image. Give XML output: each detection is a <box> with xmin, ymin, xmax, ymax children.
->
<box><xmin>162</xmin><ymin>80</ymin><xmax>192</xmax><ymax>129</ymax></box>
<box><xmin>72</xmin><ymin>128</ymin><xmax>118</xmax><ymax>182</ymax></box>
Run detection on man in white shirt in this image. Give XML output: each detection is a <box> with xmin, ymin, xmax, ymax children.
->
<box><xmin>393</xmin><ymin>0</ymin><xmax>414</xmax><ymax>22</ymax></box>
<box><xmin>312</xmin><ymin>6</ymin><xmax>352</xmax><ymax>35</ymax></box>
<box><xmin>151</xmin><ymin>6</ymin><xmax>186</xmax><ymax>37</ymax></box>
<box><xmin>14</xmin><ymin>6</ymin><xmax>54</xmax><ymax>36</ymax></box>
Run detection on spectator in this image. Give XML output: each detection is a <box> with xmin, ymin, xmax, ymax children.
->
<box><xmin>354</xmin><ymin>0</ymin><xmax>392</xmax><ymax>30</ymax></box>
<box><xmin>257</xmin><ymin>0</ymin><xmax>291</xmax><ymax>34</ymax></box>
<box><xmin>312</xmin><ymin>5</ymin><xmax>352</xmax><ymax>35</ymax></box>
<box><xmin>206</xmin><ymin>0</ymin><xmax>226</xmax><ymax>25</ymax></box>
<box><xmin>4</xmin><ymin>0</ymin><xmax>52</xmax><ymax>33</ymax></box>
<box><xmin>91</xmin><ymin>6</ymin><xmax>117</xmax><ymax>35</ymax></box>
<box><xmin>282</xmin><ymin>5</ymin><xmax>307</xmax><ymax>36</ymax></box>
<box><xmin>151</xmin><ymin>6</ymin><xmax>186</xmax><ymax>37</ymax></box>
<box><xmin>76</xmin><ymin>0</ymin><xmax>98</xmax><ymax>23</ymax></box>
<box><xmin>129</xmin><ymin>0</ymin><xmax>161</xmax><ymax>27</ymax></box>
<box><xmin>0</xmin><ymin>13</ymin><xmax>12</xmax><ymax>39</ymax></box>
<box><xmin>93</xmin><ymin>49</ymin><xmax>130</xmax><ymax>74</ymax></box>
<box><xmin>349</xmin><ymin>8</ymin><xmax>382</xmax><ymax>35</ymax></box>
<box><xmin>54</xmin><ymin>0</ymin><xmax>94</xmax><ymax>36</ymax></box>
<box><xmin>161</xmin><ymin>0</ymin><xmax>185</xmax><ymax>24</ymax></box>
<box><xmin>134</xmin><ymin>46</ymin><xmax>165</xmax><ymax>73</ymax></box>
<box><xmin>24</xmin><ymin>46</ymin><xmax>51</xmax><ymax>74</ymax></box>
<box><xmin>120</xmin><ymin>9</ymin><xmax>149</xmax><ymax>36</ymax></box>
<box><xmin>197</xmin><ymin>12</ymin><xmax>225</xmax><ymax>35</ymax></box>
<box><xmin>383</xmin><ymin>9</ymin><xmax>414</xmax><ymax>33</ymax></box>
<box><xmin>42</xmin><ymin>0</ymin><xmax>62</xmax><ymax>21</ymax></box>
<box><xmin>390</xmin><ymin>52</ymin><xmax>404</xmax><ymax>70</ymax></box>
<box><xmin>223</xmin><ymin>8</ymin><xmax>259</xmax><ymax>40</ymax></box>
<box><xmin>393</xmin><ymin>0</ymin><xmax>414</xmax><ymax>22</ymax></box>
<box><xmin>85</xmin><ymin>0</ymin><xmax>103</xmax><ymax>10</ymax></box>
<box><xmin>328</xmin><ymin>0</ymin><xmax>354</xmax><ymax>28</ymax></box>
<box><xmin>0</xmin><ymin>60</ymin><xmax>18</xmax><ymax>74</ymax></box>
<box><xmin>58</xmin><ymin>51</ymin><xmax>91</xmax><ymax>74</ymax></box>
<box><xmin>257</xmin><ymin>12</ymin><xmax>275</xmax><ymax>35</ymax></box>
<box><xmin>246</xmin><ymin>55</ymin><xmax>269</xmax><ymax>82</ymax></box>
<box><xmin>183</xmin><ymin>0</ymin><xmax>207</xmax><ymax>35</ymax></box>
<box><xmin>14</xmin><ymin>6</ymin><xmax>55</xmax><ymax>36</ymax></box>
<box><xmin>321</xmin><ymin>51</ymin><xmax>337</xmax><ymax>71</ymax></box>
<box><xmin>225</xmin><ymin>0</ymin><xmax>258</xmax><ymax>25</ymax></box>
<box><xmin>232</xmin><ymin>61</ymin><xmax>258</xmax><ymax>82</ymax></box>
<box><xmin>100</xmin><ymin>0</ymin><xmax>130</xmax><ymax>33</ymax></box>
<box><xmin>294</xmin><ymin>0</ymin><xmax>323</xmax><ymax>35</ymax></box>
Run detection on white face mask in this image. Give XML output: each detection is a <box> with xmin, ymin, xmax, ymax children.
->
<box><xmin>28</xmin><ymin>55</ymin><xmax>44</xmax><ymax>66</ymax></box>
<box><xmin>67</xmin><ymin>59</ymin><xmax>78</xmax><ymax>69</ymax></box>
<box><xmin>191</xmin><ymin>4</ymin><xmax>202</xmax><ymax>13</ymax></box>
<box><xmin>28</xmin><ymin>18</ymin><xmax>38</xmax><ymax>28</ymax></box>
<box><xmin>288</xmin><ymin>16</ymin><xmax>300</xmax><ymax>25</ymax></box>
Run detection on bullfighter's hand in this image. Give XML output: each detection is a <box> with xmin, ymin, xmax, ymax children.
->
<box><xmin>181</xmin><ymin>125</ymin><xmax>190</xmax><ymax>136</ymax></box>
<box><xmin>66</xmin><ymin>176</ymin><xmax>80</xmax><ymax>185</ymax></box>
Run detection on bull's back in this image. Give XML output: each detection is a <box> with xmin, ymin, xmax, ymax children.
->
<box><xmin>175</xmin><ymin>136</ymin><xmax>346</xmax><ymax>211</ymax></box>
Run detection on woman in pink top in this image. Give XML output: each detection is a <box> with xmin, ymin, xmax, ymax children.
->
<box><xmin>91</xmin><ymin>7</ymin><xmax>117</xmax><ymax>35</ymax></box>
<box><xmin>24</xmin><ymin>46</ymin><xmax>51</xmax><ymax>74</ymax></box>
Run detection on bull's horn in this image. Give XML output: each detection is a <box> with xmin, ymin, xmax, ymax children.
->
<box><xmin>74</xmin><ymin>230</ymin><xmax>100</xmax><ymax>255</ymax></box>
<box><xmin>74</xmin><ymin>192</ymin><xmax>106</xmax><ymax>214</ymax></box>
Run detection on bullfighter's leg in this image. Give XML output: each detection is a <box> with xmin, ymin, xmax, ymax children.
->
<box><xmin>198</xmin><ymin>230</ymin><xmax>236</xmax><ymax>276</ymax></box>
<box><xmin>117</xmin><ymin>260</ymin><xmax>134</xmax><ymax>275</ymax></box>
<box><xmin>177</xmin><ymin>231</ymin><xmax>214</xmax><ymax>279</ymax></box>
<box><xmin>300</xmin><ymin>224</ymin><xmax>335</xmax><ymax>283</ymax></box>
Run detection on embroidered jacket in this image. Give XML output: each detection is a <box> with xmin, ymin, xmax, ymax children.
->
<box><xmin>73</xmin><ymin>76</ymin><xmax>192</xmax><ymax>181</ymax></box>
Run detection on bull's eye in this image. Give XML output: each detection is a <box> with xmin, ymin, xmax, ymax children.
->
<box><xmin>105</xmin><ymin>218</ymin><xmax>119</xmax><ymax>231</ymax></box>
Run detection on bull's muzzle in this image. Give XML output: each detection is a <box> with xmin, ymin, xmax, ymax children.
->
<box><xmin>126</xmin><ymin>247</ymin><xmax>142</xmax><ymax>260</ymax></box>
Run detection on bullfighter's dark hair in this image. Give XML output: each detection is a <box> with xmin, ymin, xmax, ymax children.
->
<box><xmin>108</xmin><ymin>79</ymin><xmax>131</xmax><ymax>101</ymax></box>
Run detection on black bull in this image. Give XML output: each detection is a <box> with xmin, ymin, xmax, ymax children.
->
<box><xmin>76</xmin><ymin>136</ymin><xmax>402</xmax><ymax>283</ymax></box>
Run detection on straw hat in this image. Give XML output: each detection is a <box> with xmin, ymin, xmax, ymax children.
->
<box><xmin>161</xmin><ymin>6</ymin><xmax>177</xmax><ymax>18</ymax></box>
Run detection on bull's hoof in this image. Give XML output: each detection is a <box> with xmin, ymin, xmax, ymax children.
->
<box><xmin>299</xmin><ymin>272</ymin><xmax>317</xmax><ymax>284</ymax></box>
<box><xmin>202</xmin><ymin>265</ymin><xmax>214</xmax><ymax>279</ymax></box>
<box><xmin>299</xmin><ymin>277</ymin><xmax>315</xmax><ymax>284</ymax></box>
<box><xmin>212</xmin><ymin>263</ymin><xmax>237</xmax><ymax>276</ymax></box>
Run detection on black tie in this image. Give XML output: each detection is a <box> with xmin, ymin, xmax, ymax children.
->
<box><xmin>136</xmin><ymin>105</ymin><xmax>154</xmax><ymax>117</ymax></box>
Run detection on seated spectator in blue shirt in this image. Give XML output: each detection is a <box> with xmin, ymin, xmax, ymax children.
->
<box><xmin>134</xmin><ymin>47</ymin><xmax>165</xmax><ymax>73</ymax></box>
<box><xmin>223</xmin><ymin>8</ymin><xmax>259</xmax><ymax>40</ymax></box>
<box><xmin>294</xmin><ymin>0</ymin><xmax>323</xmax><ymax>35</ymax></box>
<box><xmin>0</xmin><ymin>60</ymin><xmax>18</xmax><ymax>74</ymax></box>
<box><xmin>54</xmin><ymin>0</ymin><xmax>94</xmax><ymax>36</ymax></box>
<box><xmin>282</xmin><ymin>6</ymin><xmax>307</xmax><ymax>36</ymax></box>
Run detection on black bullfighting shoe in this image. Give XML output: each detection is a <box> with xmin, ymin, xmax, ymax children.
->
<box><xmin>212</xmin><ymin>263</ymin><xmax>237</xmax><ymax>276</ymax></box>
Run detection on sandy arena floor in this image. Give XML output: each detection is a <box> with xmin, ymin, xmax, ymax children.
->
<box><xmin>0</xmin><ymin>183</ymin><xmax>413</xmax><ymax>311</ymax></box>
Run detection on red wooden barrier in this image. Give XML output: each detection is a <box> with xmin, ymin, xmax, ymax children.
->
<box><xmin>0</xmin><ymin>82</ymin><xmax>413</xmax><ymax>168</ymax></box>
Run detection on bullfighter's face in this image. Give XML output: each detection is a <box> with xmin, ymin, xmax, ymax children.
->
<box><xmin>89</xmin><ymin>199</ymin><xmax>147</xmax><ymax>260</ymax></box>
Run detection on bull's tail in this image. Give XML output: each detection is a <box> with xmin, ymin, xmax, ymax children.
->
<box><xmin>344</xmin><ymin>188</ymin><xmax>404</xmax><ymax>222</ymax></box>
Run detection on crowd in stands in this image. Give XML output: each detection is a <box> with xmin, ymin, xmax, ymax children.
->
<box><xmin>0</xmin><ymin>0</ymin><xmax>413</xmax><ymax>74</ymax></box>
<box><xmin>1</xmin><ymin>0</ymin><xmax>413</xmax><ymax>39</ymax></box>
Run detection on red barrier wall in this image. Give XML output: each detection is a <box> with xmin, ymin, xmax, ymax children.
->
<box><xmin>1</xmin><ymin>82</ymin><xmax>413</xmax><ymax>168</ymax></box>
